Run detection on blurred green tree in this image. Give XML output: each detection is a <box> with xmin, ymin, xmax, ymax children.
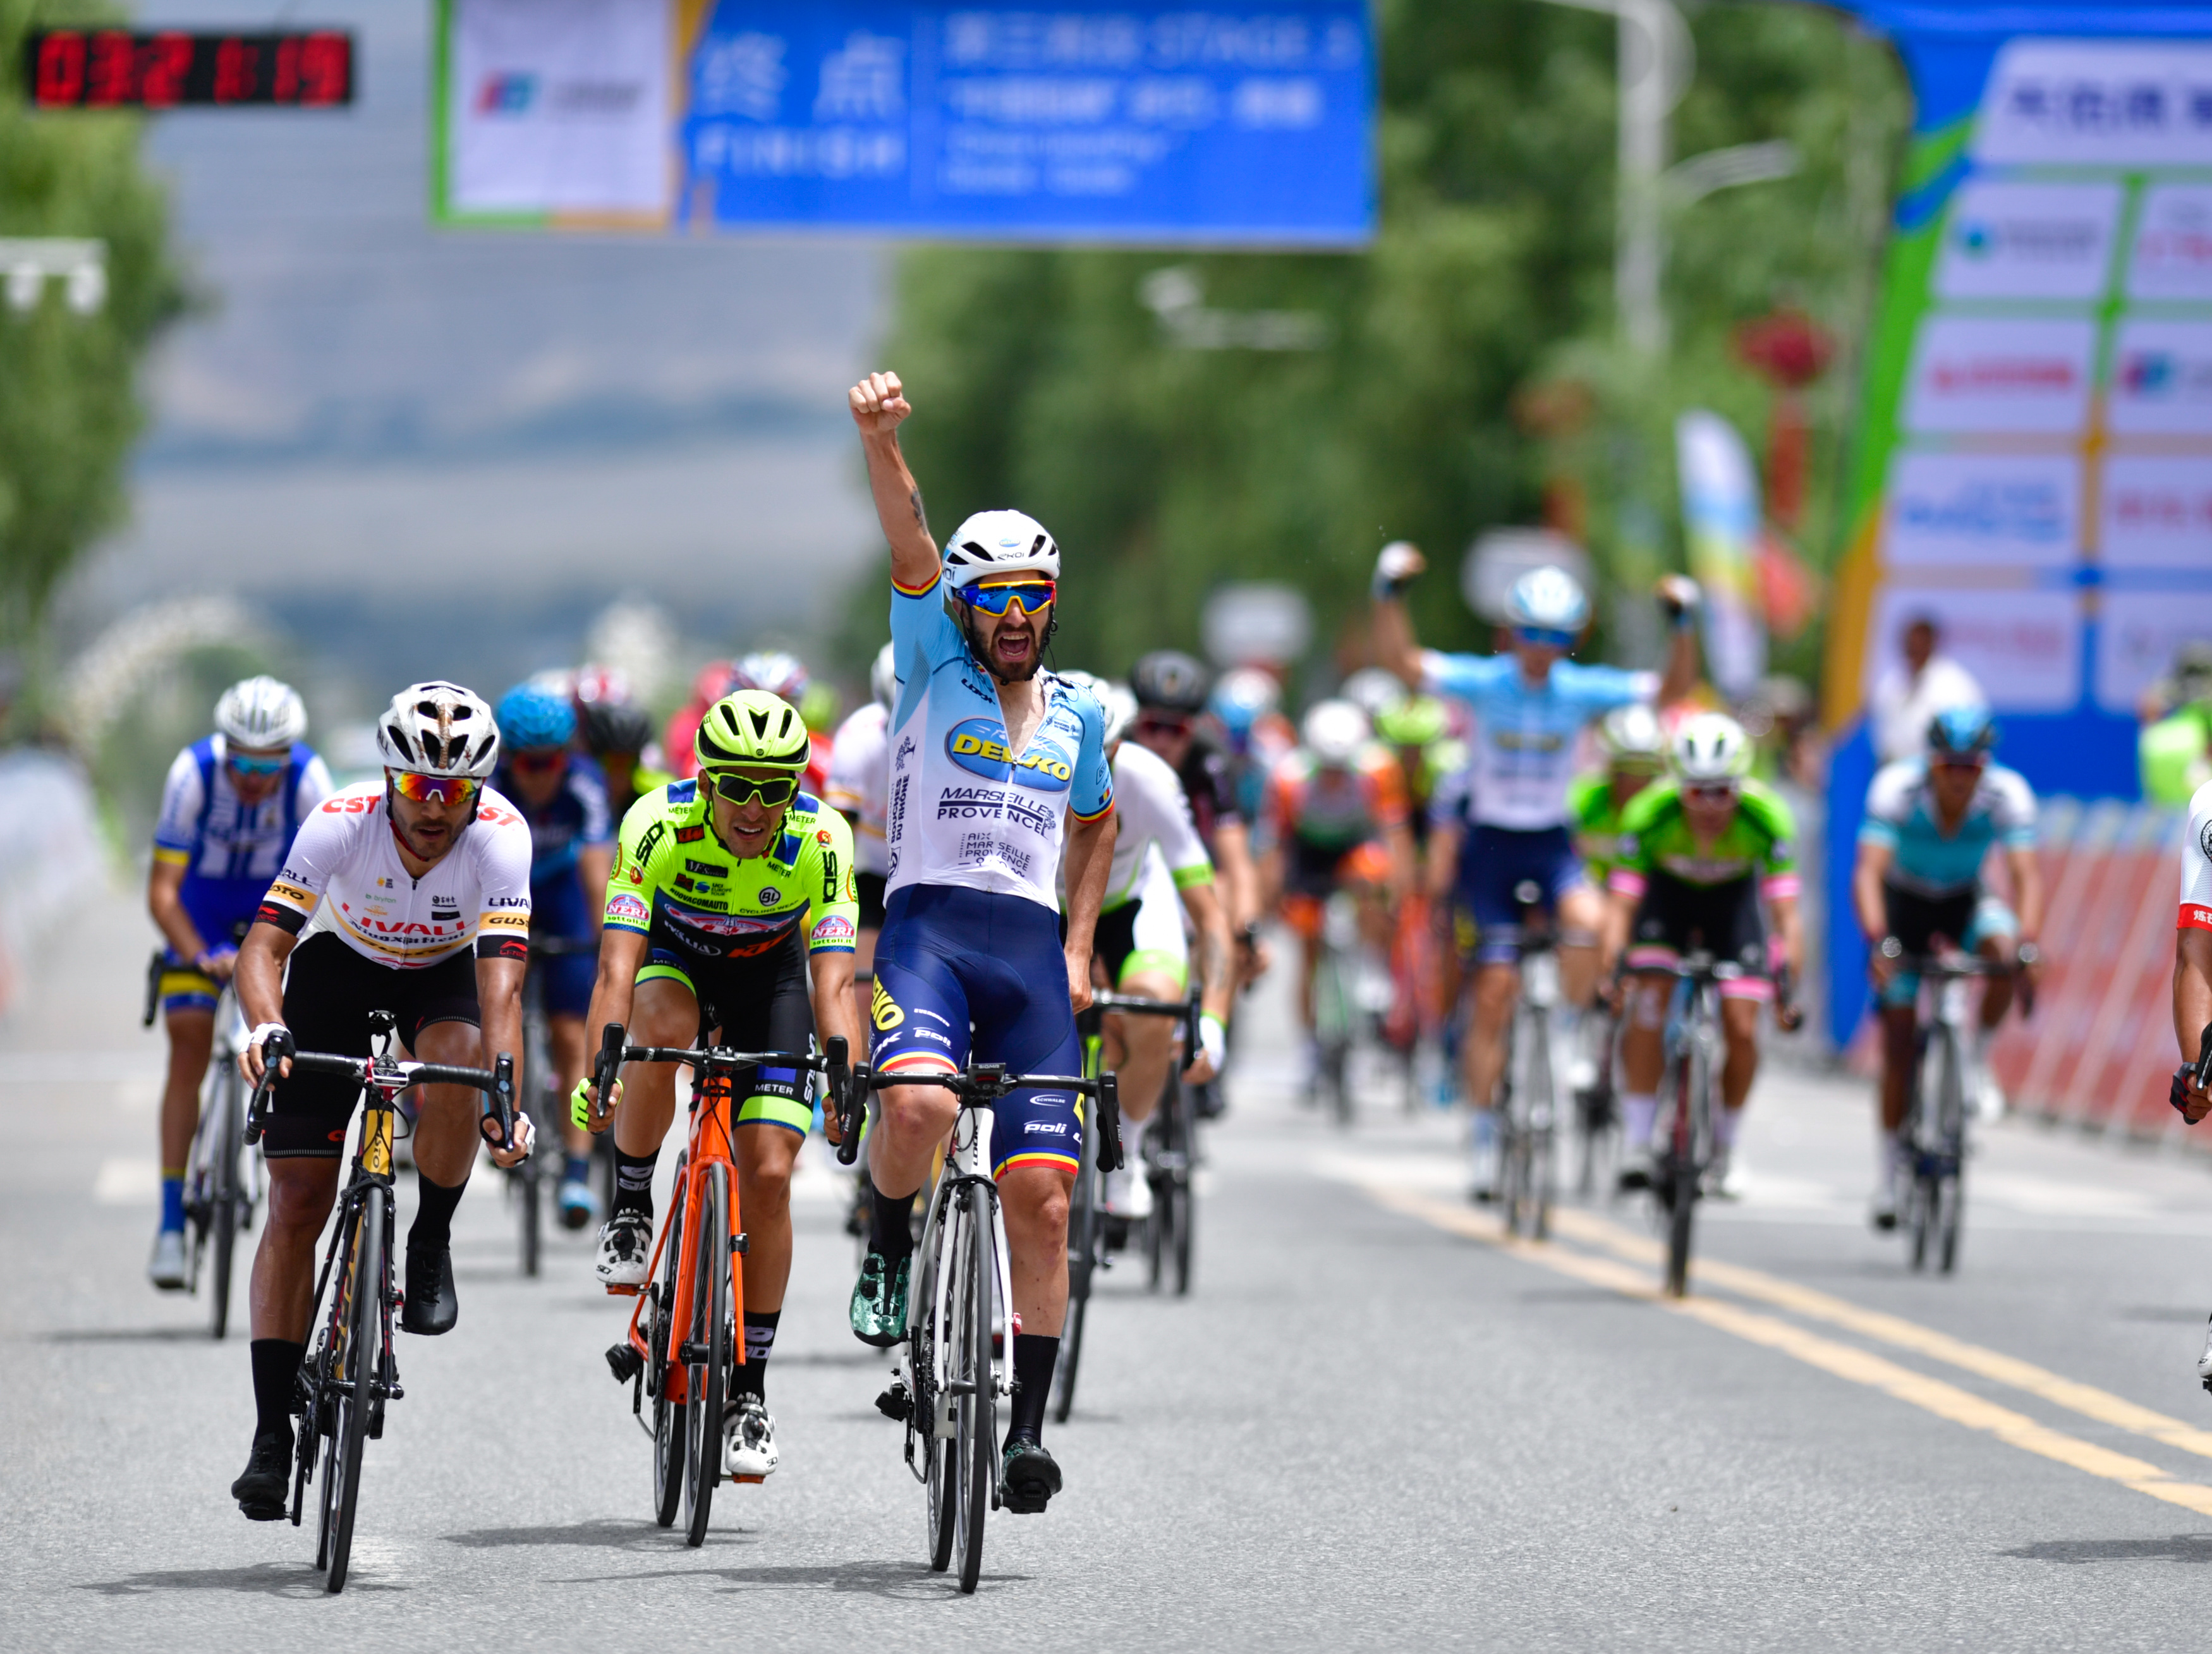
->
<box><xmin>0</xmin><ymin>1</ymin><xmax>188</xmax><ymax>676</ymax></box>
<box><xmin>866</xmin><ymin>0</ymin><xmax>1908</xmax><ymax>683</ymax></box>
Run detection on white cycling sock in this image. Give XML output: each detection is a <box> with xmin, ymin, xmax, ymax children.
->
<box><xmin>1622</xmin><ymin>1093</ymin><xmax>1658</xmax><ymax>1150</ymax></box>
<box><xmin>1876</xmin><ymin>1128</ymin><xmax>1902</xmax><ymax>1197</ymax></box>
<box><xmin>1713</xmin><ymin>1105</ymin><xmax>1741</xmax><ymax>1151</ymax></box>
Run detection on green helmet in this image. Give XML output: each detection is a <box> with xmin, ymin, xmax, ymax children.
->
<box><xmin>695</xmin><ymin>690</ymin><xmax>810</xmax><ymax>772</ymax></box>
<box><xmin>1374</xmin><ymin>694</ymin><xmax>1448</xmax><ymax>748</ymax></box>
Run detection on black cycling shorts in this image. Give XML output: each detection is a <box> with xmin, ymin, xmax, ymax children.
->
<box><xmin>856</xmin><ymin>871</ymin><xmax>887</xmax><ymax>930</ymax></box>
<box><xmin>1626</xmin><ymin>873</ymin><xmax>1767</xmax><ymax>981</ymax></box>
<box><xmin>265</xmin><ymin>933</ymin><xmax>481</xmax><ymax>1160</ymax></box>
<box><xmin>1882</xmin><ymin>884</ymin><xmax>1978</xmax><ymax>956</ymax></box>
<box><xmin>637</xmin><ymin>925</ymin><xmax>817</xmax><ymax>1132</ymax></box>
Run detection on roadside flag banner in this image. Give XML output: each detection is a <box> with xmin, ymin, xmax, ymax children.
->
<box><xmin>432</xmin><ymin>0</ymin><xmax>1375</xmax><ymax>245</ymax></box>
<box><xmin>1675</xmin><ymin>410</ymin><xmax>1768</xmax><ymax>702</ymax></box>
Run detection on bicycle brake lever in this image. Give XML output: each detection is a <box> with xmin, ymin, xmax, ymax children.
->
<box><xmin>1095</xmin><ymin>1073</ymin><xmax>1124</xmax><ymax>1175</ymax></box>
<box><xmin>834</xmin><ymin>1062</ymin><xmax>869</xmax><ymax>1167</ymax></box>
<box><xmin>481</xmin><ymin>1052</ymin><xmax>518</xmax><ymax>1152</ymax></box>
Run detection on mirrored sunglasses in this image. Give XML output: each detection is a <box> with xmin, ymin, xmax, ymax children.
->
<box><xmin>389</xmin><ymin>770</ymin><xmax>481</xmax><ymax>808</ymax></box>
<box><xmin>1684</xmin><ymin>782</ymin><xmax>1740</xmax><ymax>803</ymax></box>
<box><xmin>707</xmin><ymin>770</ymin><xmax>799</xmax><ymax>809</ymax></box>
<box><xmin>226</xmin><ymin>751</ymin><xmax>288</xmax><ymax>777</ymax></box>
<box><xmin>959</xmin><ymin>580</ymin><xmax>1055</xmax><ymax>616</ymax></box>
<box><xmin>1516</xmin><ymin>626</ymin><xmax>1577</xmax><ymax>650</ymax></box>
<box><xmin>1136</xmin><ymin>713</ymin><xmax>1193</xmax><ymax>738</ymax></box>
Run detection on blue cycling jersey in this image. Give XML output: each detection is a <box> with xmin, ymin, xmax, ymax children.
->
<box><xmin>152</xmin><ymin>736</ymin><xmax>333</xmax><ymax>940</ymax></box>
<box><xmin>1421</xmin><ymin>650</ymin><xmax>1653</xmax><ymax>831</ymax></box>
<box><xmin>1859</xmin><ymin>759</ymin><xmax>2038</xmax><ymax>897</ymax></box>
<box><xmin>494</xmin><ymin>755</ymin><xmax>613</xmax><ymax>891</ymax></box>
<box><xmin>884</xmin><ymin>573</ymin><xmax>1114</xmax><ymax>913</ymax></box>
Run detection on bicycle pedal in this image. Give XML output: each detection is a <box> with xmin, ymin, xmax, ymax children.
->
<box><xmin>733</xmin><ymin>1474</ymin><xmax>764</xmax><ymax>1485</ymax></box>
<box><xmin>604</xmin><ymin>1282</ymin><xmax>643</xmax><ymax>1297</ymax></box>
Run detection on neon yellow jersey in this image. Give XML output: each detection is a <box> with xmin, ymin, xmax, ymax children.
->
<box><xmin>603</xmin><ymin>779</ymin><xmax>859</xmax><ymax>961</ymax></box>
<box><xmin>1568</xmin><ymin>772</ymin><xmax>1629</xmax><ymax>884</ymax></box>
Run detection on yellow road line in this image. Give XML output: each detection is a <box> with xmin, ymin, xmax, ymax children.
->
<box><xmin>1543</xmin><ymin>1205</ymin><xmax>2212</xmax><ymax>1464</ymax></box>
<box><xmin>1363</xmin><ymin>1183</ymin><xmax>2212</xmax><ymax>1518</ymax></box>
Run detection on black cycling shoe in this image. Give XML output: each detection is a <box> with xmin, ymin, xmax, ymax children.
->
<box><xmin>231</xmin><ymin>1426</ymin><xmax>292</xmax><ymax>1521</ymax></box>
<box><xmin>399</xmin><ymin>1243</ymin><xmax>457</xmax><ymax>1335</ymax></box>
<box><xmin>999</xmin><ymin>1436</ymin><xmax>1062</xmax><ymax>1514</ymax></box>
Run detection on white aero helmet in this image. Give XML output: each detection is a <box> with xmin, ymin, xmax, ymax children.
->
<box><xmin>942</xmin><ymin>508</ymin><xmax>1060</xmax><ymax>590</ymax></box>
<box><xmin>1339</xmin><ymin>667</ymin><xmax>1406</xmax><ymax>721</ymax></box>
<box><xmin>1504</xmin><ymin>564</ymin><xmax>1591</xmax><ymax>633</ymax></box>
<box><xmin>1302</xmin><ymin>698</ymin><xmax>1370</xmax><ymax>767</ymax></box>
<box><xmin>869</xmin><ymin>642</ymin><xmax>898</xmax><ymax>712</ymax></box>
<box><xmin>1598</xmin><ymin>703</ymin><xmax>1666</xmax><ymax>772</ymax></box>
<box><xmin>1670</xmin><ymin>712</ymin><xmax>1753</xmax><ymax>784</ymax></box>
<box><xmin>375</xmin><ymin>681</ymin><xmax>501</xmax><ymax>779</ymax></box>
<box><xmin>214</xmin><ymin>675</ymin><xmax>307</xmax><ymax>751</ymax></box>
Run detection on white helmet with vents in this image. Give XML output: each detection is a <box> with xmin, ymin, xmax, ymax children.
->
<box><xmin>1302</xmin><ymin>699</ymin><xmax>1370</xmax><ymax>767</ymax></box>
<box><xmin>375</xmin><ymin>681</ymin><xmax>500</xmax><ymax>779</ymax></box>
<box><xmin>941</xmin><ymin>508</ymin><xmax>1060</xmax><ymax>590</ymax></box>
<box><xmin>214</xmin><ymin>676</ymin><xmax>307</xmax><ymax>751</ymax></box>
<box><xmin>1055</xmin><ymin>671</ymin><xmax>1134</xmax><ymax>747</ymax></box>
<box><xmin>1670</xmin><ymin>712</ymin><xmax>1753</xmax><ymax>784</ymax></box>
<box><xmin>1504</xmin><ymin>565</ymin><xmax>1591</xmax><ymax>632</ymax></box>
<box><xmin>870</xmin><ymin>642</ymin><xmax>897</xmax><ymax>711</ymax></box>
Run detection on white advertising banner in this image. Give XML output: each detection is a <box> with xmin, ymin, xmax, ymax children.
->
<box><xmin>2127</xmin><ymin>183</ymin><xmax>2212</xmax><ymax>301</ymax></box>
<box><xmin>1883</xmin><ymin>449</ymin><xmax>2079</xmax><ymax>568</ymax></box>
<box><xmin>1934</xmin><ymin>179</ymin><xmax>2123</xmax><ymax>301</ymax></box>
<box><xmin>2096</xmin><ymin>588</ymin><xmax>2212</xmax><ymax>712</ymax></box>
<box><xmin>2107</xmin><ymin>317</ymin><xmax>2212</xmax><ymax>435</ymax></box>
<box><xmin>2098</xmin><ymin>454</ymin><xmax>2212</xmax><ymax>567</ymax></box>
<box><xmin>446</xmin><ymin>0</ymin><xmax>671</xmax><ymax>218</ymax></box>
<box><xmin>1674</xmin><ymin>410</ymin><xmax>1766</xmax><ymax>700</ymax></box>
<box><xmin>1973</xmin><ymin>39</ymin><xmax>2212</xmax><ymax>167</ymax></box>
<box><xmin>1904</xmin><ymin>314</ymin><xmax>2098</xmax><ymax>434</ymax></box>
<box><xmin>1862</xmin><ymin>586</ymin><xmax>2081</xmax><ymax>711</ymax></box>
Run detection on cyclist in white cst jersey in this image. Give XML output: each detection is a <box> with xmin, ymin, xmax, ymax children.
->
<box><xmin>846</xmin><ymin>370</ymin><xmax>1118</xmax><ymax>1516</ymax></box>
<box><xmin>825</xmin><ymin>641</ymin><xmax>897</xmax><ymax>1014</ymax></box>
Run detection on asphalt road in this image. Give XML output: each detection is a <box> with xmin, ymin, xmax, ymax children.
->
<box><xmin>12</xmin><ymin>889</ymin><xmax>2212</xmax><ymax>1650</ymax></box>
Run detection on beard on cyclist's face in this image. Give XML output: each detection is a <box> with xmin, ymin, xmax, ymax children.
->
<box><xmin>974</xmin><ymin>600</ymin><xmax>1047</xmax><ymax>681</ymax></box>
<box><xmin>391</xmin><ymin>789</ymin><xmax>467</xmax><ymax>862</ymax></box>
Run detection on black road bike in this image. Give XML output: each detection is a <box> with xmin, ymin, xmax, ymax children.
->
<box><xmin>243</xmin><ymin>1013</ymin><xmax>518</xmax><ymax>1594</ymax></box>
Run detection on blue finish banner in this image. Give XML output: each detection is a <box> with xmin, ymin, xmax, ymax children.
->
<box><xmin>675</xmin><ymin>3</ymin><xmax>1373</xmax><ymax>243</ymax></box>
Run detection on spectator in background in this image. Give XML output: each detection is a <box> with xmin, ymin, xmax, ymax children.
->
<box><xmin>2139</xmin><ymin>640</ymin><xmax>2212</xmax><ymax>806</ymax></box>
<box><xmin>1871</xmin><ymin>614</ymin><xmax>1984</xmax><ymax>765</ymax></box>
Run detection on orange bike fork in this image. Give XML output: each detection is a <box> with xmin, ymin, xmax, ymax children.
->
<box><xmin>623</xmin><ymin>1067</ymin><xmax>747</xmax><ymax>1406</ymax></box>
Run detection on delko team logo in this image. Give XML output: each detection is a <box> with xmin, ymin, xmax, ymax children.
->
<box><xmin>945</xmin><ymin>717</ymin><xmax>1074</xmax><ymax>791</ymax></box>
<box><xmin>1936</xmin><ymin>181</ymin><xmax>2121</xmax><ymax>302</ymax></box>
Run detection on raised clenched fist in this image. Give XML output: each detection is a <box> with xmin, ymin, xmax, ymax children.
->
<box><xmin>849</xmin><ymin>371</ymin><xmax>912</xmax><ymax>437</ymax></box>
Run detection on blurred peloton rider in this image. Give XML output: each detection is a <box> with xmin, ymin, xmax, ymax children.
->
<box><xmin>846</xmin><ymin>369</ymin><xmax>1117</xmax><ymax>1517</ymax></box>
<box><xmin>826</xmin><ymin>641</ymin><xmax>898</xmax><ymax>1011</ymax></box>
<box><xmin>146</xmin><ymin>677</ymin><xmax>331</xmax><ymax>1289</ymax></box>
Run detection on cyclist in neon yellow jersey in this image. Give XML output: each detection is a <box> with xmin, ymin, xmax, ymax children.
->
<box><xmin>1568</xmin><ymin>704</ymin><xmax>1667</xmax><ymax>889</ymax></box>
<box><xmin>572</xmin><ymin>690</ymin><xmax>863</xmax><ymax>1484</ymax></box>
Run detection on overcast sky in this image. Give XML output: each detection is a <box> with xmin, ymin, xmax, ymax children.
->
<box><xmin>57</xmin><ymin>0</ymin><xmax>886</xmax><ymax>694</ymax></box>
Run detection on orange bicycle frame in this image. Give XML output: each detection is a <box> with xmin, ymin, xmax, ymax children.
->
<box><xmin>616</xmin><ymin>1064</ymin><xmax>746</xmax><ymax>1406</ymax></box>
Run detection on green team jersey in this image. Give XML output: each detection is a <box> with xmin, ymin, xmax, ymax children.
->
<box><xmin>602</xmin><ymin>778</ymin><xmax>860</xmax><ymax>963</ymax></box>
<box><xmin>1569</xmin><ymin>772</ymin><xmax>1631</xmax><ymax>882</ymax></box>
<box><xmin>1610</xmin><ymin>777</ymin><xmax>1801</xmax><ymax>894</ymax></box>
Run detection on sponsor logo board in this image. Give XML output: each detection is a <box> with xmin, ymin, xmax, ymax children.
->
<box><xmin>1885</xmin><ymin>451</ymin><xmax>2079</xmax><ymax>568</ymax></box>
<box><xmin>1973</xmin><ymin>40</ymin><xmax>2212</xmax><ymax>167</ymax></box>
<box><xmin>2094</xmin><ymin>588</ymin><xmax>2212</xmax><ymax>714</ymax></box>
<box><xmin>2129</xmin><ymin>183</ymin><xmax>2212</xmax><ymax>301</ymax></box>
<box><xmin>2108</xmin><ymin>319</ymin><xmax>2212</xmax><ymax>436</ymax></box>
<box><xmin>1904</xmin><ymin>315</ymin><xmax>2096</xmax><ymax>435</ymax></box>
<box><xmin>1935</xmin><ymin>180</ymin><xmax>2122</xmax><ymax>301</ymax></box>
<box><xmin>1860</xmin><ymin>587</ymin><xmax>2081</xmax><ymax>712</ymax></box>
<box><xmin>2099</xmin><ymin>455</ymin><xmax>2212</xmax><ymax>568</ymax></box>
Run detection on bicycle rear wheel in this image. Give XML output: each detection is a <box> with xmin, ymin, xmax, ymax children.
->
<box><xmin>650</xmin><ymin>1166</ymin><xmax>688</xmax><ymax>1527</ymax></box>
<box><xmin>207</xmin><ymin>1067</ymin><xmax>243</xmax><ymax>1340</ymax></box>
<box><xmin>321</xmin><ymin>1186</ymin><xmax>382</xmax><ymax>1594</ymax></box>
<box><xmin>683</xmin><ymin>1162</ymin><xmax>731</xmax><ymax>1547</ymax></box>
<box><xmin>954</xmin><ymin>1188</ymin><xmax>994</xmax><ymax>1595</ymax></box>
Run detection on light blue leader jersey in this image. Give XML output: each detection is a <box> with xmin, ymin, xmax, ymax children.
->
<box><xmin>1420</xmin><ymin>650</ymin><xmax>1656</xmax><ymax>831</ymax></box>
<box><xmin>1858</xmin><ymin>759</ymin><xmax>2038</xmax><ymax>898</ymax></box>
<box><xmin>885</xmin><ymin>571</ymin><xmax>1115</xmax><ymax>914</ymax></box>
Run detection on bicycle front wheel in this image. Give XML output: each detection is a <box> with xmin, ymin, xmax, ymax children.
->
<box><xmin>953</xmin><ymin>1188</ymin><xmax>994</xmax><ymax>1595</ymax></box>
<box><xmin>1168</xmin><ymin>1076</ymin><xmax>1196</xmax><ymax>1296</ymax></box>
<box><xmin>921</xmin><ymin>1183</ymin><xmax>957</xmax><ymax>1572</ymax></box>
<box><xmin>1936</xmin><ymin>1026</ymin><xmax>1967</xmax><ymax>1275</ymax></box>
<box><xmin>322</xmin><ymin>1185</ymin><xmax>383</xmax><ymax>1593</ymax></box>
<box><xmin>650</xmin><ymin>1165</ymin><xmax>689</xmax><ymax>1527</ymax></box>
<box><xmin>683</xmin><ymin>1162</ymin><xmax>731</xmax><ymax>1547</ymax></box>
<box><xmin>207</xmin><ymin>1067</ymin><xmax>243</xmax><ymax>1340</ymax></box>
<box><xmin>1663</xmin><ymin>1038</ymin><xmax>1704</xmax><ymax>1298</ymax></box>
<box><xmin>1527</xmin><ymin>1018</ymin><xmax>1556</xmax><ymax>1242</ymax></box>
<box><xmin>1054</xmin><ymin>1136</ymin><xmax>1098</xmax><ymax>1425</ymax></box>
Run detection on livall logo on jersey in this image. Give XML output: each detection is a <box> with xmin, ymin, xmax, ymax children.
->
<box><xmin>945</xmin><ymin>717</ymin><xmax>1074</xmax><ymax>791</ymax></box>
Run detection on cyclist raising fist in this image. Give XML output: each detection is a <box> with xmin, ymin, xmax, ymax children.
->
<box><xmin>845</xmin><ymin>370</ymin><xmax>1118</xmax><ymax>1516</ymax></box>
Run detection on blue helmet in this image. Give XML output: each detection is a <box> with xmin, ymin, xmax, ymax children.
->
<box><xmin>496</xmin><ymin>683</ymin><xmax>576</xmax><ymax>752</ymax></box>
<box><xmin>1209</xmin><ymin>667</ymin><xmax>1279</xmax><ymax>752</ymax></box>
<box><xmin>1926</xmin><ymin>703</ymin><xmax>1996</xmax><ymax>760</ymax></box>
